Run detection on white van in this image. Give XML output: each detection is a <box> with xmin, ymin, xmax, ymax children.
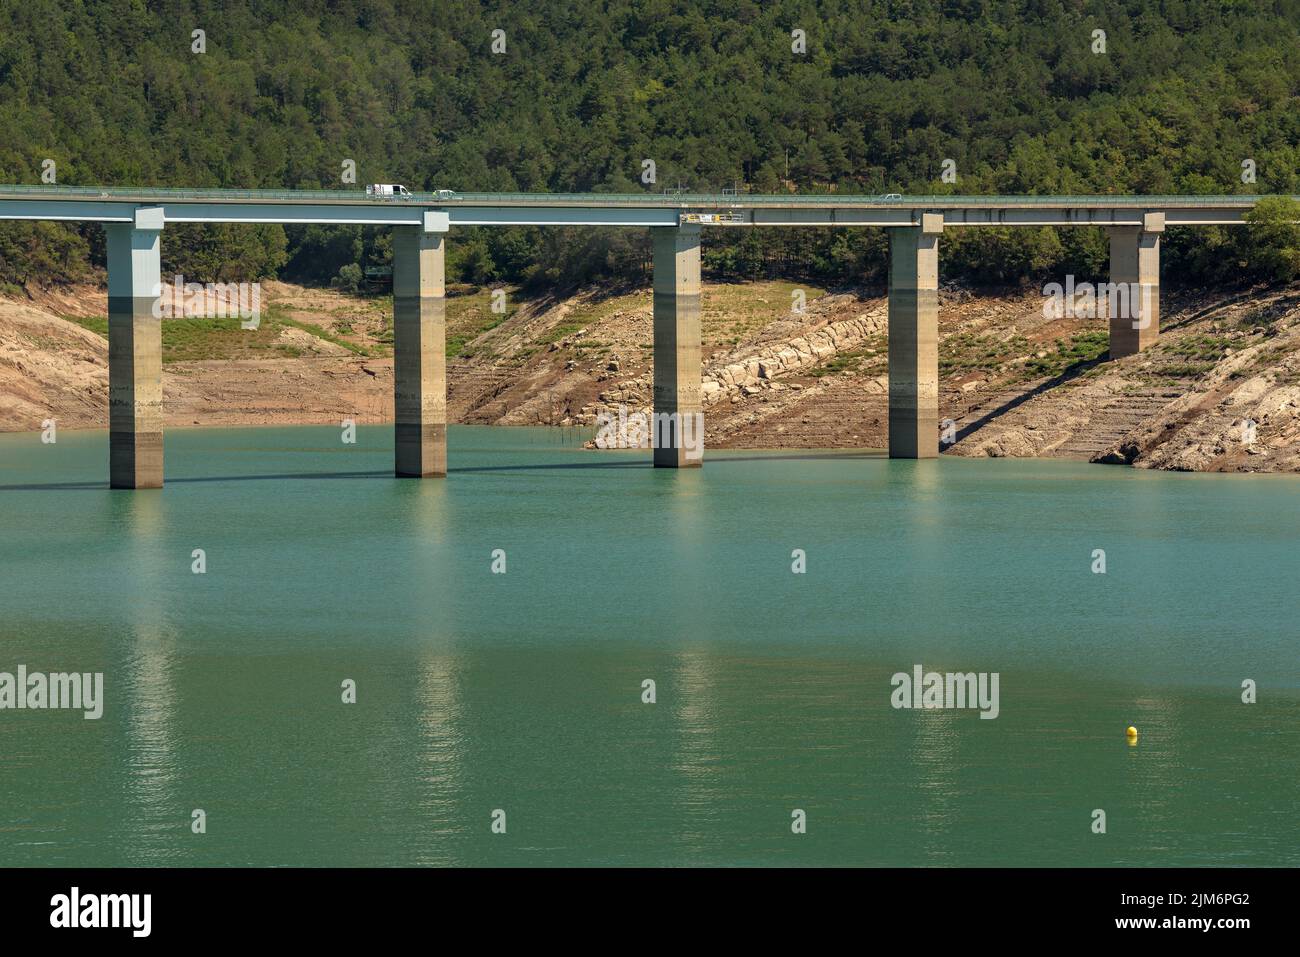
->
<box><xmin>366</xmin><ymin>184</ymin><xmax>411</xmax><ymax>199</ymax></box>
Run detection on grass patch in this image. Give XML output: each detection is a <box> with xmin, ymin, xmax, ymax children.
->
<box><xmin>807</xmin><ymin>333</ymin><xmax>887</xmax><ymax>378</ymax></box>
<box><xmin>702</xmin><ymin>281</ymin><xmax>828</xmax><ymax>345</ymax></box>
<box><xmin>446</xmin><ymin>287</ymin><xmax>514</xmax><ymax>358</ymax></box>
<box><xmin>1163</xmin><ymin>334</ymin><xmax>1232</xmax><ymax>362</ymax></box>
<box><xmin>277</xmin><ymin>313</ymin><xmax>371</xmax><ymax>356</ymax></box>
<box><xmin>809</xmin><ymin>349</ymin><xmax>870</xmax><ymax>377</ymax></box>
<box><xmin>539</xmin><ymin>321</ymin><xmax>584</xmax><ymax>345</ymax></box>
<box><xmin>1235</xmin><ymin>303</ymin><xmax>1290</xmax><ymax>331</ymax></box>
<box><xmin>67</xmin><ymin>303</ymin><xmax>365</xmax><ymax>362</ymax></box>
<box><xmin>64</xmin><ymin>313</ymin><xmax>108</xmax><ymax>337</ymax></box>
<box><xmin>940</xmin><ymin>332</ymin><xmax>1030</xmax><ymax>375</ymax></box>
<box><xmin>1161</xmin><ymin>361</ymin><xmax>1218</xmax><ymax>377</ymax></box>
<box><xmin>1021</xmin><ymin>330</ymin><xmax>1110</xmax><ymax>379</ymax></box>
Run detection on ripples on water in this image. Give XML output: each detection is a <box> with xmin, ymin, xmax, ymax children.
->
<box><xmin>0</xmin><ymin>426</ymin><xmax>1296</xmax><ymax>865</ymax></box>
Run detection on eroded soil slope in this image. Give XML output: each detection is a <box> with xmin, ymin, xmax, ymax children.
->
<box><xmin>2</xmin><ymin>278</ymin><xmax>1297</xmax><ymax>472</ymax></box>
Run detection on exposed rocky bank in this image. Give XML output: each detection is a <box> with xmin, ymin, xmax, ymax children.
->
<box><xmin>2</xmin><ymin>278</ymin><xmax>1298</xmax><ymax>473</ymax></box>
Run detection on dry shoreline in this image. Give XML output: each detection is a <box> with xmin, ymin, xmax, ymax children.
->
<box><xmin>3</xmin><ymin>279</ymin><xmax>1298</xmax><ymax>473</ymax></box>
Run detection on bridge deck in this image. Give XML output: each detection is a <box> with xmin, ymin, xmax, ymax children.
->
<box><xmin>0</xmin><ymin>186</ymin><xmax>1291</xmax><ymax>228</ymax></box>
<box><xmin>0</xmin><ymin>184</ymin><xmax>1276</xmax><ymax>207</ymax></box>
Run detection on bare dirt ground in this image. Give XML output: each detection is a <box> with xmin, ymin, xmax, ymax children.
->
<box><xmin>2</xmin><ymin>277</ymin><xmax>1298</xmax><ymax>472</ymax></box>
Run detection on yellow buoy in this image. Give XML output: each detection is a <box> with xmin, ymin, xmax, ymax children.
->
<box><xmin>1126</xmin><ymin>725</ymin><xmax>1138</xmax><ymax>740</ymax></box>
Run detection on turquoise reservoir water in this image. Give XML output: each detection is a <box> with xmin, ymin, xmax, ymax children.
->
<box><xmin>0</xmin><ymin>426</ymin><xmax>1296</xmax><ymax>866</ymax></box>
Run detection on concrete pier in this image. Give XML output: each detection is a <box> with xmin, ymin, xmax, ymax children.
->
<box><xmin>392</xmin><ymin>221</ymin><xmax>448</xmax><ymax>477</ymax></box>
<box><xmin>888</xmin><ymin>215</ymin><xmax>942</xmax><ymax>459</ymax></box>
<box><xmin>652</xmin><ymin>224</ymin><xmax>703</xmax><ymax>468</ymax></box>
<box><xmin>1107</xmin><ymin>213</ymin><xmax>1162</xmax><ymax>356</ymax></box>
<box><xmin>106</xmin><ymin>210</ymin><xmax>164</xmax><ymax>488</ymax></box>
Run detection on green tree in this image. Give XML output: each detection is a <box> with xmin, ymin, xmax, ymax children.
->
<box><xmin>1243</xmin><ymin>197</ymin><xmax>1300</xmax><ymax>282</ymax></box>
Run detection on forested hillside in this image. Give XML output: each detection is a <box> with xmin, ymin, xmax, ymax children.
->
<box><xmin>1</xmin><ymin>0</ymin><xmax>1298</xmax><ymax>290</ymax></box>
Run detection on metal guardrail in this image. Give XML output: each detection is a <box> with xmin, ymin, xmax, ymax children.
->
<box><xmin>0</xmin><ymin>184</ymin><xmax>1287</xmax><ymax>208</ymax></box>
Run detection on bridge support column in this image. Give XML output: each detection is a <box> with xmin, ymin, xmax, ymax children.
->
<box><xmin>888</xmin><ymin>215</ymin><xmax>942</xmax><ymax>459</ymax></box>
<box><xmin>1107</xmin><ymin>214</ymin><xmax>1162</xmax><ymax>357</ymax></box>
<box><xmin>652</xmin><ymin>224</ymin><xmax>703</xmax><ymax>468</ymax></box>
<box><xmin>393</xmin><ymin>220</ymin><xmax>448</xmax><ymax>477</ymax></box>
<box><xmin>107</xmin><ymin>210</ymin><xmax>164</xmax><ymax>489</ymax></box>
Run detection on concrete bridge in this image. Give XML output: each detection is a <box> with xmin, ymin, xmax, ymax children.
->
<box><xmin>0</xmin><ymin>185</ymin><xmax>1290</xmax><ymax>487</ymax></box>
